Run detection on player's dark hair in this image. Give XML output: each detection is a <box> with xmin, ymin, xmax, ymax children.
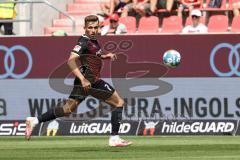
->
<box><xmin>84</xmin><ymin>15</ymin><xmax>99</xmax><ymax>26</ymax></box>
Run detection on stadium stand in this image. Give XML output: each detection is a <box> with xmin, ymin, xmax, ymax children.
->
<box><xmin>203</xmin><ymin>0</ymin><xmax>228</xmax><ymax>11</ymax></box>
<box><xmin>52</xmin><ymin>19</ymin><xmax>83</xmax><ymax>27</ymax></box>
<box><xmin>161</xmin><ymin>16</ymin><xmax>182</xmax><ymax>33</ymax></box>
<box><xmin>119</xmin><ymin>16</ymin><xmax>136</xmax><ymax>33</ymax></box>
<box><xmin>231</xmin><ymin>15</ymin><xmax>240</xmax><ymax>32</ymax></box>
<box><xmin>66</xmin><ymin>3</ymin><xmax>100</xmax><ymax>12</ymax></box>
<box><xmin>44</xmin><ymin>0</ymin><xmax>103</xmax><ymax>35</ymax></box>
<box><xmin>208</xmin><ymin>15</ymin><xmax>229</xmax><ymax>32</ymax></box>
<box><xmin>137</xmin><ymin>16</ymin><xmax>159</xmax><ymax>33</ymax></box>
<box><xmin>185</xmin><ymin>16</ymin><xmax>205</xmax><ymax>26</ymax></box>
<box><xmin>44</xmin><ymin>27</ymin><xmax>84</xmax><ymax>35</ymax></box>
<box><xmin>228</xmin><ymin>0</ymin><xmax>240</xmax><ymax>10</ymax></box>
<box><xmin>43</xmin><ymin>0</ymin><xmax>240</xmax><ymax>35</ymax></box>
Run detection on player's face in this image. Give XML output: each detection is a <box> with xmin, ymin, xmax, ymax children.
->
<box><xmin>85</xmin><ymin>21</ymin><xmax>99</xmax><ymax>39</ymax></box>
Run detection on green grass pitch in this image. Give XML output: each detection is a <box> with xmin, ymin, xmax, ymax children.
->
<box><xmin>1</xmin><ymin>136</ymin><xmax>240</xmax><ymax>160</ymax></box>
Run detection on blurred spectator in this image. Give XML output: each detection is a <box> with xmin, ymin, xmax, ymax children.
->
<box><xmin>178</xmin><ymin>0</ymin><xmax>201</xmax><ymax>17</ymax></box>
<box><xmin>205</xmin><ymin>0</ymin><xmax>223</xmax><ymax>25</ymax></box>
<box><xmin>207</xmin><ymin>0</ymin><xmax>222</xmax><ymax>8</ymax></box>
<box><xmin>100</xmin><ymin>0</ymin><xmax>131</xmax><ymax>17</ymax></box>
<box><xmin>0</xmin><ymin>0</ymin><xmax>16</xmax><ymax>35</ymax></box>
<box><xmin>233</xmin><ymin>1</ymin><xmax>240</xmax><ymax>17</ymax></box>
<box><xmin>121</xmin><ymin>0</ymin><xmax>151</xmax><ymax>17</ymax></box>
<box><xmin>101</xmin><ymin>13</ymin><xmax>127</xmax><ymax>35</ymax></box>
<box><xmin>150</xmin><ymin>0</ymin><xmax>180</xmax><ymax>13</ymax></box>
<box><xmin>182</xmin><ymin>9</ymin><xmax>207</xmax><ymax>33</ymax></box>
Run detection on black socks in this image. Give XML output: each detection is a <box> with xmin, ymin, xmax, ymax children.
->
<box><xmin>37</xmin><ymin>108</ymin><xmax>57</xmax><ymax>123</ymax></box>
<box><xmin>111</xmin><ymin>107</ymin><xmax>123</xmax><ymax>135</ymax></box>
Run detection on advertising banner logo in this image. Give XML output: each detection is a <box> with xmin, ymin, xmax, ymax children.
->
<box><xmin>0</xmin><ymin>45</ymin><xmax>32</xmax><ymax>79</ymax></box>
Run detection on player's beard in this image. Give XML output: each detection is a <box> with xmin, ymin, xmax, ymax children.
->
<box><xmin>85</xmin><ymin>32</ymin><xmax>97</xmax><ymax>40</ymax></box>
<box><xmin>89</xmin><ymin>34</ymin><xmax>97</xmax><ymax>40</ymax></box>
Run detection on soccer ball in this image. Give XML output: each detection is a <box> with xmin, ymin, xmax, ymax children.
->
<box><xmin>163</xmin><ymin>49</ymin><xmax>181</xmax><ymax>68</ymax></box>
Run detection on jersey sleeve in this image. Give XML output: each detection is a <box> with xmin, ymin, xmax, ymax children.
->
<box><xmin>71</xmin><ymin>37</ymin><xmax>87</xmax><ymax>56</ymax></box>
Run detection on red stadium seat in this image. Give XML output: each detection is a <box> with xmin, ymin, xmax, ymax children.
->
<box><xmin>67</xmin><ymin>3</ymin><xmax>100</xmax><ymax>12</ymax></box>
<box><xmin>185</xmin><ymin>16</ymin><xmax>205</xmax><ymax>26</ymax></box>
<box><xmin>119</xmin><ymin>16</ymin><xmax>136</xmax><ymax>33</ymax></box>
<box><xmin>208</xmin><ymin>15</ymin><xmax>228</xmax><ymax>32</ymax></box>
<box><xmin>53</xmin><ymin>19</ymin><xmax>84</xmax><ymax>27</ymax></box>
<box><xmin>44</xmin><ymin>27</ymin><xmax>84</xmax><ymax>35</ymax></box>
<box><xmin>74</xmin><ymin>0</ymin><xmax>108</xmax><ymax>3</ymax></box>
<box><xmin>59</xmin><ymin>12</ymin><xmax>91</xmax><ymax>19</ymax></box>
<box><xmin>231</xmin><ymin>16</ymin><xmax>240</xmax><ymax>32</ymax></box>
<box><xmin>161</xmin><ymin>16</ymin><xmax>182</xmax><ymax>33</ymax></box>
<box><xmin>137</xmin><ymin>16</ymin><xmax>159</xmax><ymax>33</ymax></box>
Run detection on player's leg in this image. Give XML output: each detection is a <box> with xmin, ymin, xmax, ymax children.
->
<box><xmin>150</xmin><ymin>128</ymin><xmax>155</xmax><ymax>136</ymax></box>
<box><xmin>143</xmin><ymin>128</ymin><xmax>147</xmax><ymax>135</ymax></box>
<box><xmin>25</xmin><ymin>77</ymin><xmax>87</xmax><ymax>140</ymax></box>
<box><xmin>3</xmin><ymin>22</ymin><xmax>13</xmax><ymax>35</ymax></box>
<box><xmin>100</xmin><ymin>0</ymin><xmax>111</xmax><ymax>15</ymax></box>
<box><xmin>233</xmin><ymin>2</ymin><xmax>240</xmax><ymax>17</ymax></box>
<box><xmin>25</xmin><ymin>98</ymin><xmax>81</xmax><ymax>140</ymax></box>
<box><xmin>105</xmin><ymin>91</ymin><xmax>132</xmax><ymax>147</ymax></box>
<box><xmin>52</xmin><ymin>129</ymin><xmax>58</xmax><ymax>136</ymax></box>
<box><xmin>89</xmin><ymin>79</ymin><xmax>131</xmax><ymax>146</ymax></box>
<box><xmin>166</xmin><ymin>0</ymin><xmax>174</xmax><ymax>12</ymax></box>
<box><xmin>150</xmin><ymin>0</ymin><xmax>158</xmax><ymax>12</ymax></box>
<box><xmin>47</xmin><ymin>129</ymin><xmax>51</xmax><ymax>136</ymax></box>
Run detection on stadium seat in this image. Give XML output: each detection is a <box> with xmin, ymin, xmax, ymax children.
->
<box><xmin>185</xmin><ymin>16</ymin><xmax>205</xmax><ymax>26</ymax></box>
<box><xmin>137</xmin><ymin>16</ymin><xmax>159</xmax><ymax>33</ymax></box>
<box><xmin>44</xmin><ymin>27</ymin><xmax>84</xmax><ymax>35</ymax></box>
<box><xmin>161</xmin><ymin>16</ymin><xmax>182</xmax><ymax>33</ymax></box>
<box><xmin>231</xmin><ymin>16</ymin><xmax>240</xmax><ymax>32</ymax></box>
<box><xmin>119</xmin><ymin>16</ymin><xmax>136</xmax><ymax>33</ymax></box>
<box><xmin>43</xmin><ymin>0</ymin><xmax>103</xmax><ymax>35</ymax></box>
<box><xmin>208</xmin><ymin>15</ymin><xmax>228</xmax><ymax>32</ymax></box>
<box><xmin>67</xmin><ymin>3</ymin><xmax>100</xmax><ymax>12</ymax></box>
<box><xmin>74</xmin><ymin>0</ymin><xmax>108</xmax><ymax>3</ymax></box>
<box><xmin>59</xmin><ymin>12</ymin><xmax>92</xmax><ymax>19</ymax></box>
<box><xmin>53</xmin><ymin>19</ymin><xmax>83</xmax><ymax>27</ymax></box>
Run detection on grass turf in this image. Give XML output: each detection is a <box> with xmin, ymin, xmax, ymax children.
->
<box><xmin>0</xmin><ymin>136</ymin><xmax>240</xmax><ymax>160</ymax></box>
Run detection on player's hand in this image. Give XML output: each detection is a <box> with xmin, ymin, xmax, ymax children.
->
<box><xmin>80</xmin><ymin>78</ymin><xmax>91</xmax><ymax>94</ymax></box>
<box><xmin>109</xmin><ymin>53</ymin><xmax>117</xmax><ymax>61</ymax></box>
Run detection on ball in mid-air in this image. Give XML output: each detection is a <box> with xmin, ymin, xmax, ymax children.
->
<box><xmin>163</xmin><ymin>49</ymin><xmax>181</xmax><ymax>68</ymax></box>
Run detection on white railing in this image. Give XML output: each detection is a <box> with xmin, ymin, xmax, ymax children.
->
<box><xmin>0</xmin><ymin>0</ymin><xmax>76</xmax><ymax>35</ymax></box>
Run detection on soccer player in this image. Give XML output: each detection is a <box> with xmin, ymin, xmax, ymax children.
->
<box><xmin>25</xmin><ymin>15</ymin><xmax>132</xmax><ymax>147</ymax></box>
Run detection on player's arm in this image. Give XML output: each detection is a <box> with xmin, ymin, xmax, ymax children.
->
<box><xmin>68</xmin><ymin>52</ymin><xmax>91</xmax><ymax>90</ymax></box>
<box><xmin>100</xmin><ymin>52</ymin><xmax>117</xmax><ymax>61</ymax></box>
<box><xmin>68</xmin><ymin>52</ymin><xmax>85</xmax><ymax>80</ymax></box>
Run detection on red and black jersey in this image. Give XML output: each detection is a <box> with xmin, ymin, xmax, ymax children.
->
<box><xmin>72</xmin><ymin>35</ymin><xmax>103</xmax><ymax>82</ymax></box>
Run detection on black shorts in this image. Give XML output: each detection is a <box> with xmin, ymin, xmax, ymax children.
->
<box><xmin>69</xmin><ymin>78</ymin><xmax>115</xmax><ymax>101</ymax></box>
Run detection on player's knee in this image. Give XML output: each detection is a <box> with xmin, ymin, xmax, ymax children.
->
<box><xmin>53</xmin><ymin>99</ymin><xmax>80</xmax><ymax>117</ymax></box>
<box><xmin>116</xmin><ymin>98</ymin><xmax>124</xmax><ymax>107</ymax></box>
<box><xmin>62</xmin><ymin>99</ymin><xmax>79</xmax><ymax>115</ymax></box>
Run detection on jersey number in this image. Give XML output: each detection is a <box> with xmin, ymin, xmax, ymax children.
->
<box><xmin>105</xmin><ymin>84</ymin><xmax>112</xmax><ymax>91</ymax></box>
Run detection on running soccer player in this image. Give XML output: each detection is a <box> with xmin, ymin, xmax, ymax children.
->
<box><xmin>25</xmin><ymin>15</ymin><xmax>132</xmax><ymax>147</ymax></box>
